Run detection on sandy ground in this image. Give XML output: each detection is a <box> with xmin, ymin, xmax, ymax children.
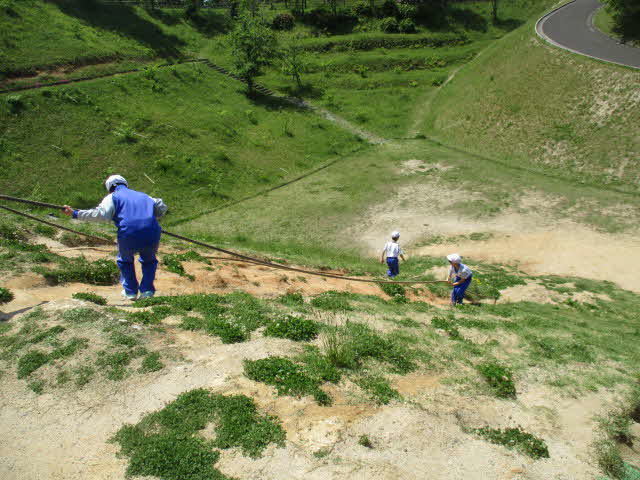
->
<box><xmin>352</xmin><ymin>173</ymin><xmax>640</xmax><ymax>292</ymax></box>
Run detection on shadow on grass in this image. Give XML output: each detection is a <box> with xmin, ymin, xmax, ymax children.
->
<box><xmin>248</xmin><ymin>91</ymin><xmax>305</xmax><ymax>112</ymax></box>
<box><xmin>52</xmin><ymin>0</ymin><xmax>186</xmax><ymax>57</ymax></box>
<box><xmin>493</xmin><ymin>17</ymin><xmax>524</xmax><ymax>31</ymax></box>
<box><xmin>281</xmin><ymin>83</ymin><xmax>325</xmax><ymax>100</ymax></box>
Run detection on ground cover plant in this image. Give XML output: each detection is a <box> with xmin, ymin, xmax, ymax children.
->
<box><xmin>72</xmin><ymin>291</ymin><xmax>107</xmax><ymax>305</ymax></box>
<box><xmin>35</xmin><ymin>257</ymin><xmax>119</xmax><ymax>285</ymax></box>
<box><xmin>0</xmin><ymin>304</ymin><xmax>166</xmax><ymax>392</ymax></box>
<box><xmin>112</xmin><ymin>388</ymin><xmax>285</xmax><ymax>479</ymax></box>
<box><xmin>472</xmin><ymin>426</ymin><xmax>549</xmax><ymax>459</ymax></box>
<box><xmin>264</xmin><ymin>314</ymin><xmax>320</xmax><ymax>341</ymax></box>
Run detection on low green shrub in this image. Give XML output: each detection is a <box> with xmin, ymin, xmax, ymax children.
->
<box><xmin>36</xmin><ymin>258</ymin><xmax>119</xmax><ymax>285</ymax></box>
<box><xmin>397</xmin><ymin>3</ymin><xmax>417</xmax><ymax>19</ymax></box>
<box><xmin>278</xmin><ymin>292</ymin><xmax>305</xmax><ymax>307</ymax></box>
<box><xmin>358</xmin><ymin>434</ymin><xmax>373</xmax><ymax>448</ymax></box>
<box><xmin>264</xmin><ymin>315</ymin><xmax>320</xmax><ymax>341</ymax></box>
<box><xmin>592</xmin><ymin>438</ymin><xmax>626</xmax><ymax>479</ymax></box>
<box><xmin>477</xmin><ymin>361</ymin><xmax>516</xmax><ymax>398</ymax></box>
<box><xmin>474</xmin><ymin>426</ymin><xmax>549</xmax><ymax>459</ymax></box>
<box><xmin>50</xmin><ymin>338</ymin><xmax>89</xmax><ymax>359</ymax></box>
<box><xmin>28</xmin><ymin>379</ymin><xmax>45</xmax><ymax>394</ymax></box>
<box><xmin>0</xmin><ymin>287</ymin><xmax>14</xmax><ymax>304</ymax></box>
<box><xmin>5</xmin><ymin>94</ymin><xmax>25</xmax><ymax>114</ymax></box>
<box><xmin>244</xmin><ymin>356</ymin><xmax>331</xmax><ymax>405</ymax></box>
<box><xmin>72</xmin><ymin>292</ymin><xmax>107</xmax><ymax>305</ymax></box>
<box><xmin>596</xmin><ymin>407</ymin><xmax>635</xmax><ymax>446</ymax></box>
<box><xmin>162</xmin><ymin>254</ymin><xmax>195</xmax><ymax>280</ymax></box>
<box><xmin>431</xmin><ymin>316</ymin><xmax>462</xmax><ymax>339</ymax></box>
<box><xmin>378</xmin><ymin>282</ymin><xmax>407</xmax><ymax>302</ymax></box>
<box><xmin>272</xmin><ymin>13</ymin><xmax>294</xmax><ymax>30</ymax></box>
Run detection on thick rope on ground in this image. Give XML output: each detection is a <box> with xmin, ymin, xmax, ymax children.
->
<box><xmin>0</xmin><ymin>194</ymin><xmax>447</xmax><ymax>285</ymax></box>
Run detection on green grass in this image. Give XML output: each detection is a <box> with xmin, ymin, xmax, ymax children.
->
<box><xmin>35</xmin><ymin>258</ymin><xmax>119</xmax><ymax>285</ymax></box>
<box><xmin>0</xmin><ymin>64</ymin><xmax>362</xmax><ymax>222</ymax></box>
<box><xmin>476</xmin><ymin>361</ymin><xmax>516</xmax><ymax>398</ymax></box>
<box><xmin>112</xmin><ymin>388</ymin><xmax>285</xmax><ymax>479</ymax></box>
<box><xmin>139</xmin><ymin>351</ymin><xmax>164</xmax><ymax>373</ymax></box>
<box><xmin>0</xmin><ymin>286</ymin><xmax>13</xmax><ymax>304</ymax></box>
<box><xmin>355</xmin><ymin>375</ymin><xmax>401</xmax><ymax>404</ymax></box>
<box><xmin>17</xmin><ymin>350</ymin><xmax>49</xmax><ymax>378</ymax></box>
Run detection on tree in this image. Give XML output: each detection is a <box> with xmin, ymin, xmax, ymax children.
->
<box><xmin>229</xmin><ymin>14</ymin><xmax>278</xmax><ymax>93</ymax></box>
<box><xmin>280</xmin><ymin>42</ymin><xmax>308</xmax><ymax>91</ymax></box>
<box><xmin>491</xmin><ymin>0</ymin><xmax>498</xmax><ymax>23</ymax></box>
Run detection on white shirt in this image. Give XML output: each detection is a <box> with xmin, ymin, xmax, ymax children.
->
<box><xmin>382</xmin><ymin>241</ymin><xmax>403</xmax><ymax>258</ymax></box>
<box><xmin>449</xmin><ymin>263</ymin><xmax>472</xmax><ymax>281</ymax></box>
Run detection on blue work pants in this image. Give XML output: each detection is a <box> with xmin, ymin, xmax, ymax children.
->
<box><xmin>117</xmin><ymin>240</ymin><xmax>159</xmax><ymax>296</ymax></box>
<box><xmin>386</xmin><ymin>257</ymin><xmax>399</xmax><ymax>277</ymax></box>
<box><xmin>451</xmin><ymin>275</ymin><xmax>472</xmax><ymax>304</ymax></box>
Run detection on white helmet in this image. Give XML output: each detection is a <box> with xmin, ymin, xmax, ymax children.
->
<box><xmin>391</xmin><ymin>231</ymin><xmax>400</xmax><ymax>239</ymax></box>
<box><xmin>105</xmin><ymin>175</ymin><xmax>128</xmax><ymax>192</ymax></box>
<box><xmin>447</xmin><ymin>253</ymin><xmax>462</xmax><ymax>263</ymax></box>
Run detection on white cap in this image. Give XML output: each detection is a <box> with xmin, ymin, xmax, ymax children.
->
<box><xmin>391</xmin><ymin>231</ymin><xmax>400</xmax><ymax>239</ymax></box>
<box><xmin>447</xmin><ymin>253</ymin><xmax>462</xmax><ymax>263</ymax></box>
<box><xmin>105</xmin><ymin>175</ymin><xmax>128</xmax><ymax>192</ymax></box>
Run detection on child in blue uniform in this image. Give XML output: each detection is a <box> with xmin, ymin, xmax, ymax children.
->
<box><xmin>63</xmin><ymin>175</ymin><xmax>168</xmax><ymax>301</ymax></box>
<box><xmin>380</xmin><ymin>231</ymin><xmax>406</xmax><ymax>278</ymax></box>
<box><xmin>446</xmin><ymin>253</ymin><xmax>473</xmax><ymax>305</ymax></box>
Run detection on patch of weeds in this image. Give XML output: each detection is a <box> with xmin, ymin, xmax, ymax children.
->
<box><xmin>378</xmin><ymin>282</ymin><xmax>408</xmax><ymax>304</ymax></box>
<box><xmin>477</xmin><ymin>361</ymin><xmax>516</xmax><ymax>398</ymax></box>
<box><xmin>74</xmin><ymin>365</ymin><xmax>94</xmax><ymax>387</ymax></box>
<box><xmin>29</xmin><ymin>325</ymin><xmax>65</xmax><ymax>344</ymax></box>
<box><xmin>110</xmin><ymin>332</ymin><xmax>139</xmax><ymax>348</ymax></box>
<box><xmin>179</xmin><ymin>316</ymin><xmax>207</xmax><ymax>331</ymax></box>
<box><xmin>56</xmin><ymin>370</ymin><xmax>71</xmax><ymax>385</ymax></box>
<box><xmin>596</xmin><ymin>407</ymin><xmax>635</xmax><ymax>446</ymax></box>
<box><xmin>50</xmin><ymin>337</ymin><xmax>89</xmax><ymax>359</ymax></box>
<box><xmin>162</xmin><ymin>254</ymin><xmax>195</xmax><ymax>280</ymax></box>
<box><xmin>473</xmin><ymin>426</ymin><xmax>549</xmax><ymax>459</ymax></box>
<box><xmin>264</xmin><ymin>314</ymin><xmax>320</xmax><ymax>341</ymax></box>
<box><xmin>386</xmin><ymin>316</ymin><xmax>421</xmax><ymax>328</ymax></box>
<box><xmin>35</xmin><ymin>258</ymin><xmax>119</xmax><ymax>285</ymax></box>
<box><xmin>296</xmin><ymin>346</ymin><xmax>342</xmax><ymax>384</ymax></box>
<box><xmin>17</xmin><ymin>350</ymin><xmax>49</xmax><ymax>378</ymax></box>
<box><xmin>278</xmin><ymin>292</ymin><xmax>305</xmax><ymax>307</ymax></box>
<box><xmin>28</xmin><ymin>379</ymin><xmax>45</xmax><ymax>394</ymax></box>
<box><xmin>61</xmin><ymin>307</ymin><xmax>104</xmax><ymax>323</ymax></box>
<box><xmin>112</xmin><ymin>389</ymin><xmax>284</xmax><ymax>479</ymax></box>
<box><xmin>127</xmin><ymin>305</ymin><xmax>172</xmax><ymax>325</ymax></box>
<box><xmin>224</xmin><ymin>292</ymin><xmax>269</xmax><ymax>332</ymax></box>
<box><xmin>310</xmin><ymin>291</ymin><xmax>353</xmax><ymax>311</ymax></box>
<box><xmin>139</xmin><ymin>352</ymin><xmax>164</xmax><ymax>373</ymax></box>
<box><xmin>72</xmin><ymin>292</ymin><xmax>107</xmax><ymax>305</ymax></box>
<box><xmin>0</xmin><ymin>286</ymin><xmax>14</xmax><ymax>304</ymax></box>
<box><xmin>593</xmin><ymin>438</ymin><xmax>626</xmax><ymax>479</ymax></box>
<box><xmin>431</xmin><ymin>316</ymin><xmax>462</xmax><ymax>339</ymax></box>
<box><xmin>244</xmin><ymin>356</ymin><xmax>331</xmax><ymax>405</ymax></box>
<box><xmin>0</xmin><ymin>323</ymin><xmax>12</xmax><ymax>335</ymax></box>
<box><xmin>205</xmin><ymin>316</ymin><xmax>247</xmax><ymax>343</ymax></box>
<box><xmin>355</xmin><ymin>375</ymin><xmax>401</xmax><ymax>405</ymax></box>
<box><xmin>96</xmin><ymin>350</ymin><xmax>132</xmax><ymax>381</ymax></box>
<box><xmin>358</xmin><ymin>434</ymin><xmax>373</xmax><ymax>448</ymax></box>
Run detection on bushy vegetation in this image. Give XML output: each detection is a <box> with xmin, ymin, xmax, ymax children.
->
<box><xmin>311</xmin><ymin>290</ymin><xmax>354</xmax><ymax>311</ymax></box>
<box><xmin>112</xmin><ymin>389</ymin><xmax>285</xmax><ymax>479</ymax></box>
<box><xmin>0</xmin><ymin>286</ymin><xmax>13</xmax><ymax>304</ymax></box>
<box><xmin>355</xmin><ymin>375</ymin><xmax>401</xmax><ymax>404</ymax></box>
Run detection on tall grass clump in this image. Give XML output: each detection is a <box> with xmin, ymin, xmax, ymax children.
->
<box><xmin>477</xmin><ymin>361</ymin><xmax>516</xmax><ymax>398</ymax></box>
<box><xmin>0</xmin><ymin>287</ymin><xmax>13</xmax><ymax>304</ymax></box>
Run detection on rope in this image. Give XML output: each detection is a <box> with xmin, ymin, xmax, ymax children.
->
<box><xmin>0</xmin><ymin>194</ymin><xmax>448</xmax><ymax>285</ymax></box>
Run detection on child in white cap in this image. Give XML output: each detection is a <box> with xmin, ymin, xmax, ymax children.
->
<box><xmin>381</xmin><ymin>231</ymin><xmax>405</xmax><ymax>278</ymax></box>
<box><xmin>446</xmin><ymin>253</ymin><xmax>473</xmax><ymax>305</ymax></box>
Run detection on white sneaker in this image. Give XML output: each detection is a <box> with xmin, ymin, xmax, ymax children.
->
<box><xmin>139</xmin><ymin>291</ymin><xmax>155</xmax><ymax>299</ymax></box>
<box><xmin>121</xmin><ymin>290</ymin><xmax>138</xmax><ymax>301</ymax></box>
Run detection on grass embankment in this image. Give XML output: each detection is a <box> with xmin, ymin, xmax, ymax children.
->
<box><xmin>0</xmin><ymin>0</ymin><xmax>229</xmax><ymax>82</ymax></box>
<box><xmin>201</xmin><ymin>0</ymin><xmax>551</xmax><ymax>137</ymax></box>
<box><xmin>0</xmin><ymin>63</ymin><xmax>362</xmax><ymax>220</ymax></box>
<box><xmin>421</xmin><ymin>8</ymin><xmax>640</xmax><ymax>191</ymax></box>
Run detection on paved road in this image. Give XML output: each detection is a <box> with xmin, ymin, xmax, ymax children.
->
<box><xmin>536</xmin><ymin>0</ymin><xmax>640</xmax><ymax>69</ymax></box>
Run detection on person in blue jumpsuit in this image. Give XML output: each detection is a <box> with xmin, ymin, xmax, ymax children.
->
<box><xmin>63</xmin><ymin>175</ymin><xmax>168</xmax><ymax>301</ymax></box>
<box><xmin>446</xmin><ymin>253</ymin><xmax>473</xmax><ymax>305</ymax></box>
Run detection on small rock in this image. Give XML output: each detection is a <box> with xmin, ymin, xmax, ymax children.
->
<box><xmin>132</xmin><ymin>324</ymin><xmax>142</xmax><ymax>330</ymax></box>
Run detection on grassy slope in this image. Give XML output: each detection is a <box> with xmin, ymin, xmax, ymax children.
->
<box><xmin>0</xmin><ymin>0</ymin><xmax>227</xmax><ymax>77</ymax></box>
<box><xmin>0</xmin><ymin>63</ymin><xmax>362</xmax><ymax>219</ymax></box>
<box><xmin>420</xmin><ymin>9</ymin><xmax>640</xmax><ymax>191</ymax></box>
